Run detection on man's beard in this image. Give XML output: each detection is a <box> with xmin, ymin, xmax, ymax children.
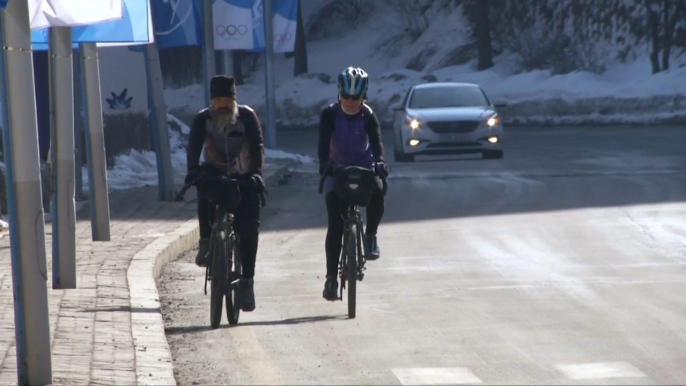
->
<box><xmin>210</xmin><ymin>103</ymin><xmax>239</xmax><ymax>133</ymax></box>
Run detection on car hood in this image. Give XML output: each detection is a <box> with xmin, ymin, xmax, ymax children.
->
<box><xmin>407</xmin><ymin>107</ymin><xmax>496</xmax><ymax>121</ymax></box>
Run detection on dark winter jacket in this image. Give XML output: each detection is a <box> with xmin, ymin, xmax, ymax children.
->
<box><xmin>187</xmin><ymin>105</ymin><xmax>265</xmax><ymax>176</ymax></box>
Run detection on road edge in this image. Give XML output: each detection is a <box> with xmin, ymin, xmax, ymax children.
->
<box><xmin>126</xmin><ymin>164</ymin><xmax>292</xmax><ymax>385</ymax></box>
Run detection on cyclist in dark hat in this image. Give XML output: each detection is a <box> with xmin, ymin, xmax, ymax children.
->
<box><xmin>185</xmin><ymin>74</ymin><xmax>265</xmax><ymax>312</ymax></box>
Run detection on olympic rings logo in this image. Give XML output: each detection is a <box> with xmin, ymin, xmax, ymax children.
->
<box><xmin>215</xmin><ymin>24</ymin><xmax>249</xmax><ymax>40</ymax></box>
<box><xmin>274</xmin><ymin>33</ymin><xmax>293</xmax><ymax>44</ymax></box>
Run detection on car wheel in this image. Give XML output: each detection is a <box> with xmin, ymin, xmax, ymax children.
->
<box><xmin>483</xmin><ymin>150</ymin><xmax>503</xmax><ymax>159</ymax></box>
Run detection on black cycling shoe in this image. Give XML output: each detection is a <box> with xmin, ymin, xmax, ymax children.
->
<box><xmin>365</xmin><ymin>235</ymin><xmax>380</xmax><ymax>260</ymax></box>
<box><xmin>195</xmin><ymin>238</ymin><xmax>210</xmax><ymax>267</ymax></box>
<box><xmin>240</xmin><ymin>278</ymin><xmax>256</xmax><ymax>312</ymax></box>
<box><xmin>322</xmin><ymin>275</ymin><xmax>338</xmax><ymax>301</ymax></box>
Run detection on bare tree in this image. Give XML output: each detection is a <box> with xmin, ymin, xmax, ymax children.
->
<box><xmin>644</xmin><ymin>0</ymin><xmax>686</xmax><ymax>73</ymax></box>
<box><xmin>294</xmin><ymin>0</ymin><xmax>308</xmax><ymax>76</ymax></box>
<box><xmin>232</xmin><ymin>50</ymin><xmax>244</xmax><ymax>85</ymax></box>
<box><xmin>383</xmin><ymin>0</ymin><xmax>432</xmax><ymax>41</ymax></box>
<box><xmin>475</xmin><ymin>0</ymin><xmax>494</xmax><ymax>70</ymax></box>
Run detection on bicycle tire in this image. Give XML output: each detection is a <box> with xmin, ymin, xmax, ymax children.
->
<box><xmin>347</xmin><ymin>224</ymin><xmax>357</xmax><ymax>319</ymax></box>
<box><xmin>226</xmin><ymin>236</ymin><xmax>241</xmax><ymax>325</ymax></box>
<box><xmin>210</xmin><ymin>239</ymin><xmax>226</xmax><ymax>329</ymax></box>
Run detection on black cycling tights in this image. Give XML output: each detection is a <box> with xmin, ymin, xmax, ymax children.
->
<box><xmin>198</xmin><ymin>187</ymin><xmax>261</xmax><ymax>279</ymax></box>
<box><xmin>325</xmin><ymin>189</ymin><xmax>384</xmax><ymax>277</ymax></box>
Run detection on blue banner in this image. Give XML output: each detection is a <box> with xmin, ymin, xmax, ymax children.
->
<box><xmin>153</xmin><ymin>0</ymin><xmax>203</xmax><ymax>49</ymax></box>
<box><xmin>250</xmin><ymin>0</ymin><xmax>298</xmax><ymax>53</ymax></box>
<box><xmin>0</xmin><ymin>0</ymin><xmax>7</xmax><ymax>10</ymax></box>
<box><xmin>31</xmin><ymin>0</ymin><xmax>151</xmax><ymax>50</ymax></box>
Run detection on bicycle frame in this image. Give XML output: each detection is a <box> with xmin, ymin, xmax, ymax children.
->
<box><xmin>175</xmin><ymin>165</ymin><xmax>265</xmax><ymax>327</ymax></box>
<box><xmin>339</xmin><ymin>203</ymin><xmax>366</xmax><ymax>296</ymax></box>
<box><xmin>204</xmin><ymin>204</ymin><xmax>239</xmax><ymax>295</ymax></box>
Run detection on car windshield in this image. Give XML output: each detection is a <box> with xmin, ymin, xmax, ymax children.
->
<box><xmin>409</xmin><ymin>86</ymin><xmax>490</xmax><ymax>109</ymax></box>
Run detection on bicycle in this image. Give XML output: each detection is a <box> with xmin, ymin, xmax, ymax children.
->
<box><xmin>319</xmin><ymin>163</ymin><xmax>387</xmax><ymax>319</ymax></box>
<box><xmin>176</xmin><ymin>165</ymin><xmax>266</xmax><ymax>329</ymax></box>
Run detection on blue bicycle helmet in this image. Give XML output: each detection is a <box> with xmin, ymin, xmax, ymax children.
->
<box><xmin>337</xmin><ymin>67</ymin><xmax>369</xmax><ymax>98</ymax></box>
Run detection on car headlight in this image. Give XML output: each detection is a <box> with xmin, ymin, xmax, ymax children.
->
<box><xmin>486</xmin><ymin>114</ymin><xmax>500</xmax><ymax>127</ymax></box>
<box><xmin>406</xmin><ymin>116</ymin><xmax>422</xmax><ymax>130</ymax></box>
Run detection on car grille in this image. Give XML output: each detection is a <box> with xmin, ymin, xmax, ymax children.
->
<box><xmin>427</xmin><ymin>142</ymin><xmax>481</xmax><ymax>148</ymax></box>
<box><xmin>427</xmin><ymin>120</ymin><xmax>482</xmax><ymax>134</ymax></box>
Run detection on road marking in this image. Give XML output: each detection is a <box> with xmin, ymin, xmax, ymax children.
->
<box><xmin>556</xmin><ymin>362</ymin><xmax>646</xmax><ymax>379</ymax></box>
<box><xmin>392</xmin><ymin>367</ymin><xmax>482</xmax><ymax>385</ymax></box>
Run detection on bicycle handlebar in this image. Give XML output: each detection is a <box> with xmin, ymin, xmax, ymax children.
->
<box><xmin>176</xmin><ymin>170</ymin><xmax>267</xmax><ymax>208</ymax></box>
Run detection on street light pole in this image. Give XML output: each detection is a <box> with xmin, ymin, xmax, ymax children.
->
<box><xmin>0</xmin><ymin>0</ymin><xmax>54</xmax><ymax>383</ymax></box>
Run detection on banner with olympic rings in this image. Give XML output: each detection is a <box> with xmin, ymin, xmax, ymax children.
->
<box><xmin>213</xmin><ymin>0</ymin><xmax>297</xmax><ymax>53</ymax></box>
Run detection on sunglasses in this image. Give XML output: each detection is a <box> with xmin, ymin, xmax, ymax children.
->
<box><xmin>340</xmin><ymin>93</ymin><xmax>362</xmax><ymax>101</ymax></box>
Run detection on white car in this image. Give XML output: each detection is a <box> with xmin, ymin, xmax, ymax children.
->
<box><xmin>391</xmin><ymin>82</ymin><xmax>506</xmax><ymax>162</ymax></box>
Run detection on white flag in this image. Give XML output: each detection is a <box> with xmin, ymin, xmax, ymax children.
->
<box><xmin>213</xmin><ymin>0</ymin><xmax>253</xmax><ymax>51</ymax></box>
<box><xmin>272</xmin><ymin>7</ymin><xmax>296</xmax><ymax>53</ymax></box>
<box><xmin>29</xmin><ymin>0</ymin><xmax>124</xmax><ymax>30</ymax></box>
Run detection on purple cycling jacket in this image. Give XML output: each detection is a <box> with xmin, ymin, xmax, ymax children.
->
<box><xmin>318</xmin><ymin>102</ymin><xmax>385</xmax><ymax>193</ymax></box>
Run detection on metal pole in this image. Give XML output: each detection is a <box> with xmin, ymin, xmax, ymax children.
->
<box><xmin>73</xmin><ymin>48</ymin><xmax>84</xmax><ymax>201</ymax></box>
<box><xmin>49</xmin><ymin>27</ymin><xmax>77</xmax><ymax>289</ymax></box>
<box><xmin>201</xmin><ymin>0</ymin><xmax>215</xmax><ymax>107</ymax></box>
<box><xmin>79</xmin><ymin>43</ymin><xmax>111</xmax><ymax>241</ymax></box>
<box><xmin>263</xmin><ymin>0</ymin><xmax>277</xmax><ymax>149</ymax></box>
<box><xmin>144</xmin><ymin>41</ymin><xmax>175</xmax><ymax>201</ymax></box>
<box><xmin>222</xmin><ymin>50</ymin><xmax>233</xmax><ymax>75</ymax></box>
<box><xmin>0</xmin><ymin>0</ymin><xmax>53</xmax><ymax>384</ymax></box>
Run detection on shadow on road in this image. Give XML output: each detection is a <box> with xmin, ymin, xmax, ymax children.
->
<box><xmin>164</xmin><ymin>314</ymin><xmax>348</xmax><ymax>335</ymax></box>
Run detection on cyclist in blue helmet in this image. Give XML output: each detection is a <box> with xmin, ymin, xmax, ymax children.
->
<box><xmin>318</xmin><ymin>66</ymin><xmax>389</xmax><ymax>301</ymax></box>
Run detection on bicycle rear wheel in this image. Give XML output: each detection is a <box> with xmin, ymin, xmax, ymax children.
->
<box><xmin>226</xmin><ymin>237</ymin><xmax>242</xmax><ymax>325</ymax></box>
<box><xmin>210</xmin><ymin>239</ymin><xmax>226</xmax><ymax>329</ymax></box>
<box><xmin>346</xmin><ymin>224</ymin><xmax>357</xmax><ymax>319</ymax></box>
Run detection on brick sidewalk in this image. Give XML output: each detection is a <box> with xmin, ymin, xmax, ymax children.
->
<box><xmin>0</xmin><ymin>165</ymin><xmax>288</xmax><ymax>385</ymax></box>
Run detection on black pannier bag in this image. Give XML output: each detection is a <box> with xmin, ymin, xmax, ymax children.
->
<box><xmin>333</xmin><ymin>166</ymin><xmax>376</xmax><ymax>207</ymax></box>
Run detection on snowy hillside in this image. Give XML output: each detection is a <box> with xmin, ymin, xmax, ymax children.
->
<box><xmin>164</xmin><ymin>0</ymin><xmax>686</xmax><ymax>128</ymax></box>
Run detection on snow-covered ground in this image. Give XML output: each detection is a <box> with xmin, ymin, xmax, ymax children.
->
<box><xmin>0</xmin><ymin>114</ymin><xmax>312</xmax><ymax>226</ymax></box>
<box><xmin>79</xmin><ymin>114</ymin><xmax>314</xmax><ymax>192</ymax></box>
<box><xmin>165</xmin><ymin>3</ymin><xmax>686</xmax><ymax>127</ymax></box>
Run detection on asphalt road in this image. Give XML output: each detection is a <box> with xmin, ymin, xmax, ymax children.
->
<box><xmin>158</xmin><ymin>125</ymin><xmax>686</xmax><ymax>385</ymax></box>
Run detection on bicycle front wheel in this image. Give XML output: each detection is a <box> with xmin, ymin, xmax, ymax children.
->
<box><xmin>226</xmin><ymin>238</ymin><xmax>242</xmax><ymax>325</ymax></box>
<box><xmin>210</xmin><ymin>239</ymin><xmax>226</xmax><ymax>329</ymax></box>
<box><xmin>346</xmin><ymin>223</ymin><xmax>357</xmax><ymax>319</ymax></box>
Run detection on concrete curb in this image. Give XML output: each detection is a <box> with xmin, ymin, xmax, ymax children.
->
<box><xmin>125</xmin><ymin>165</ymin><xmax>291</xmax><ymax>386</ymax></box>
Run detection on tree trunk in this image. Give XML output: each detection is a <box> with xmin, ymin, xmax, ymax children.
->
<box><xmin>662</xmin><ymin>0</ymin><xmax>672</xmax><ymax>71</ymax></box>
<box><xmin>233</xmin><ymin>50</ymin><xmax>244</xmax><ymax>85</ymax></box>
<box><xmin>293</xmin><ymin>0</ymin><xmax>308</xmax><ymax>76</ymax></box>
<box><xmin>646</xmin><ymin>0</ymin><xmax>662</xmax><ymax>73</ymax></box>
<box><xmin>476</xmin><ymin>0</ymin><xmax>494</xmax><ymax>71</ymax></box>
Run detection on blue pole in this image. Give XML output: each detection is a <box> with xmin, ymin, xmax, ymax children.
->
<box><xmin>201</xmin><ymin>0</ymin><xmax>215</xmax><ymax>108</ymax></box>
<box><xmin>145</xmin><ymin>1</ymin><xmax>175</xmax><ymax>201</ymax></box>
<box><xmin>49</xmin><ymin>26</ymin><xmax>77</xmax><ymax>289</ymax></box>
<box><xmin>0</xmin><ymin>0</ymin><xmax>54</xmax><ymax>383</ymax></box>
<box><xmin>0</xmin><ymin>18</ymin><xmax>28</xmax><ymax>386</ymax></box>
<box><xmin>78</xmin><ymin>42</ymin><xmax>111</xmax><ymax>241</ymax></box>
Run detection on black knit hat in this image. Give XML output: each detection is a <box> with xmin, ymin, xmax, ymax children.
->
<box><xmin>210</xmin><ymin>75</ymin><xmax>236</xmax><ymax>99</ymax></box>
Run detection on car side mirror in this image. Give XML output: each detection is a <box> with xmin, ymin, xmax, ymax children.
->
<box><xmin>391</xmin><ymin>103</ymin><xmax>404</xmax><ymax>111</ymax></box>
